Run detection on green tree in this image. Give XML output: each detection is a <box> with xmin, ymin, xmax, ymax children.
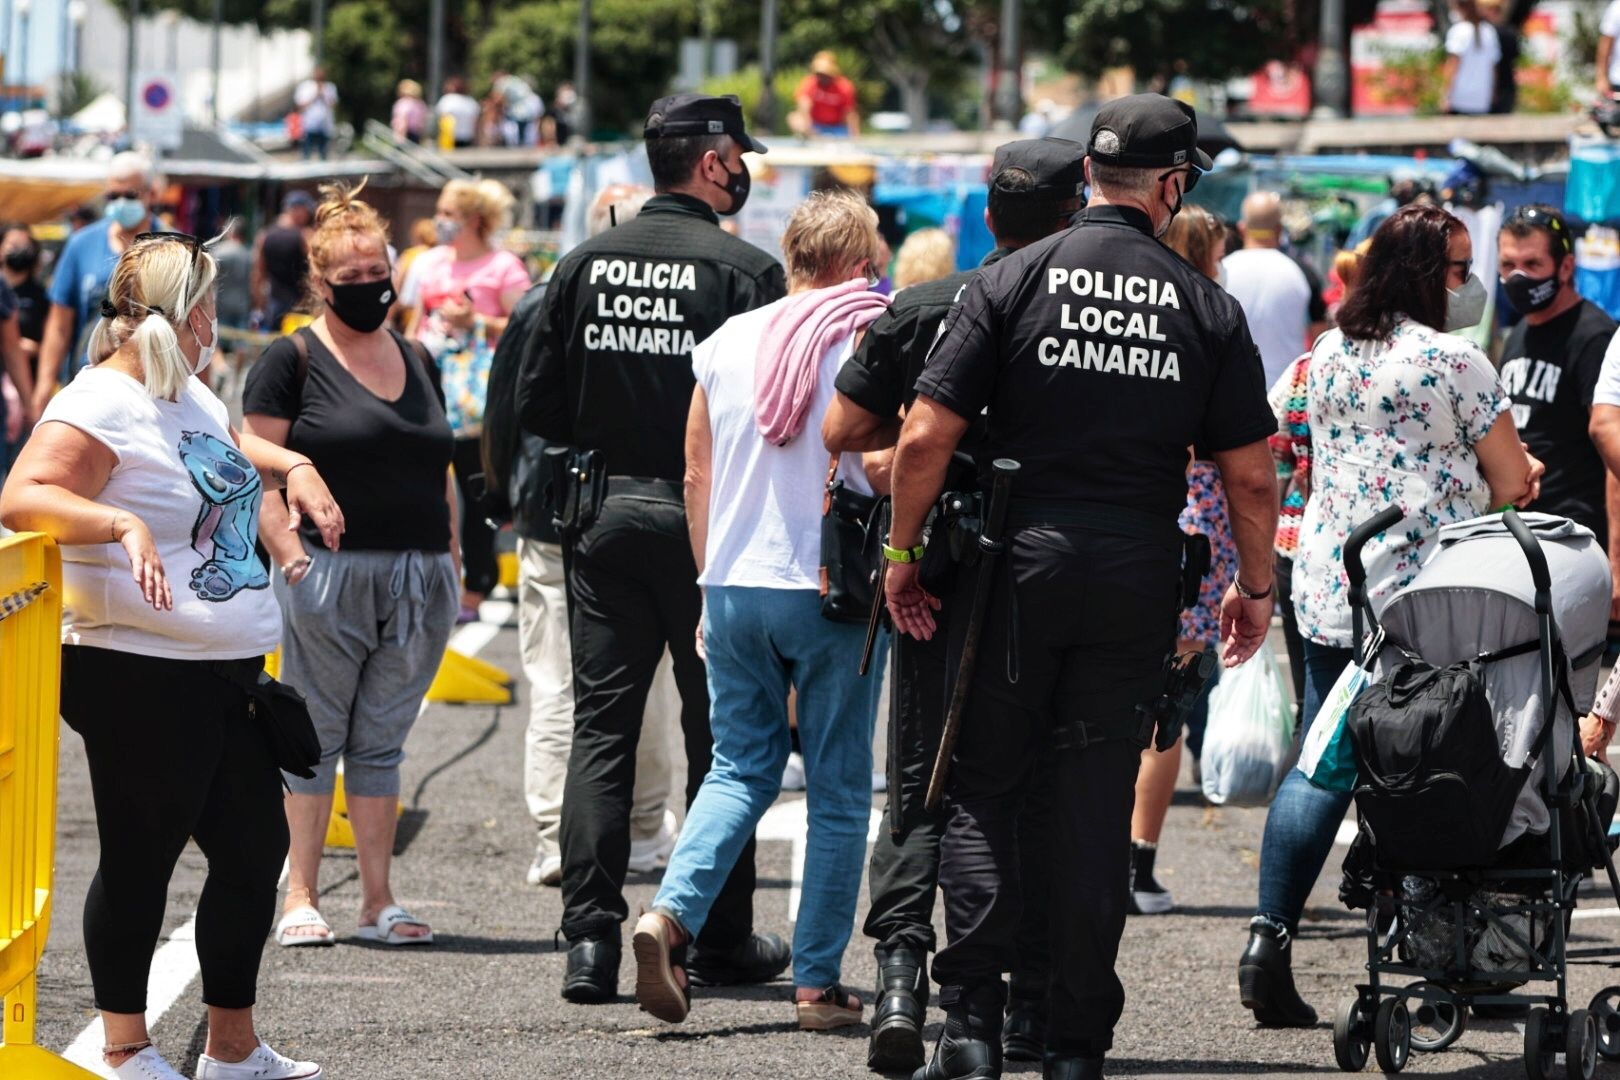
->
<box><xmin>1061</xmin><ymin>0</ymin><xmax>1297</xmax><ymax>84</ymax></box>
<box><xmin>472</xmin><ymin>0</ymin><xmax>700</xmax><ymax>136</ymax></box>
<box><xmin>323</xmin><ymin>0</ymin><xmax>404</xmax><ymax>129</ymax></box>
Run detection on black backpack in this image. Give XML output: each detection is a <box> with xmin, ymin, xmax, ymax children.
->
<box><xmin>1348</xmin><ymin>658</ymin><xmax>1526</xmax><ymax>871</ymax></box>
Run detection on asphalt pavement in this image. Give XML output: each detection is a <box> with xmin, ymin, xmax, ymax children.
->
<box><xmin>29</xmin><ymin>611</ymin><xmax>1620</xmax><ymax>1079</ymax></box>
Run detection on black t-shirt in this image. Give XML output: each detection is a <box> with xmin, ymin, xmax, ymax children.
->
<box><xmin>916</xmin><ymin>205</ymin><xmax>1275</xmax><ymax>521</ymax></box>
<box><xmin>261</xmin><ymin>226</ymin><xmax>308</xmax><ymax>310</ymax></box>
<box><xmin>12</xmin><ymin>277</ymin><xmax>46</xmax><ymax>342</ymax></box>
<box><xmin>243</xmin><ymin>330</ymin><xmax>455</xmax><ymax>552</ymax></box>
<box><xmin>518</xmin><ymin>194</ymin><xmax>787</xmax><ymax>482</ymax></box>
<box><xmin>1499</xmin><ymin>298</ymin><xmax>1617</xmax><ymax>544</ymax></box>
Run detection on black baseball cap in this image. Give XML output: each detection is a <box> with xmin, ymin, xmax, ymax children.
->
<box><xmin>1088</xmin><ymin>94</ymin><xmax>1213</xmax><ymax>185</ymax></box>
<box><xmin>991</xmin><ymin>137</ymin><xmax>1086</xmax><ymax>198</ymax></box>
<box><xmin>644</xmin><ymin>93</ymin><xmax>768</xmax><ymax>155</ymax></box>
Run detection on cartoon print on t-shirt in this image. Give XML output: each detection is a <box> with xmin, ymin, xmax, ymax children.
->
<box><xmin>179</xmin><ymin>431</ymin><xmax>269</xmax><ymax>601</ymax></box>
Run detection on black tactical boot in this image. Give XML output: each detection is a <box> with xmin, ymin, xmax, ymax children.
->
<box><xmin>561</xmin><ymin>936</ymin><xmax>620</xmax><ymax>1003</ymax></box>
<box><xmin>912</xmin><ymin>984</ymin><xmax>1004</xmax><ymax>1080</ymax></box>
<box><xmin>1001</xmin><ymin>973</ymin><xmax>1046</xmax><ymax>1063</ymax></box>
<box><xmin>1043</xmin><ymin>1056</ymin><xmax>1105</xmax><ymax>1080</ymax></box>
<box><xmin>868</xmin><ymin>945</ymin><xmax>929</xmax><ymax>1073</ymax></box>
<box><xmin>685</xmin><ymin>931</ymin><xmax>791</xmax><ymax>985</ymax></box>
<box><xmin>1238</xmin><ymin>916</ymin><xmax>1318</xmax><ymax>1027</ymax></box>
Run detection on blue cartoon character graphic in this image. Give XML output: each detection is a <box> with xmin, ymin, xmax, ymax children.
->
<box><xmin>178</xmin><ymin>431</ymin><xmax>270</xmax><ymax>601</ymax></box>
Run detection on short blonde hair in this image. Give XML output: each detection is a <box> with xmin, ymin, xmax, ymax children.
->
<box><xmin>440</xmin><ymin>178</ymin><xmax>515</xmax><ymax>241</ymax></box>
<box><xmin>892</xmin><ymin>228</ymin><xmax>955</xmax><ymax>290</ymax></box>
<box><xmin>308</xmin><ymin>178</ymin><xmax>391</xmax><ymax>281</ymax></box>
<box><xmin>780</xmin><ymin>190</ymin><xmax>883</xmax><ymax>287</ymax></box>
<box><xmin>87</xmin><ymin>234</ymin><xmax>219</xmax><ymax>401</ymax></box>
<box><xmin>1163</xmin><ymin>205</ymin><xmax>1227</xmax><ymax>281</ymax></box>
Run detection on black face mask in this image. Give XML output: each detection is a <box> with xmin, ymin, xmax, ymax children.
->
<box><xmin>3</xmin><ymin>248</ymin><xmax>36</xmax><ymax>272</ymax></box>
<box><xmin>1501</xmin><ymin>269</ymin><xmax>1562</xmax><ymax>314</ymax></box>
<box><xmin>1155</xmin><ymin>169</ymin><xmax>1186</xmax><ymax>238</ymax></box>
<box><xmin>325</xmin><ymin>276</ymin><xmax>394</xmax><ymax>333</ymax></box>
<box><xmin>715</xmin><ymin>159</ymin><xmax>751</xmax><ymax>216</ymax></box>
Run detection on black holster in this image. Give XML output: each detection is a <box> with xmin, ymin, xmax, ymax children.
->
<box><xmin>1180</xmin><ymin>533</ymin><xmax>1211</xmax><ymax>609</ymax></box>
<box><xmin>545</xmin><ymin>446</ymin><xmax>608</xmax><ymax>539</ymax></box>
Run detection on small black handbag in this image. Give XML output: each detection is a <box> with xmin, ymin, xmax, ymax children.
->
<box><xmin>208</xmin><ymin>661</ymin><xmax>322</xmax><ymax>782</ymax></box>
<box><xmin>819</xmin><ymin>454</ymin><xmax>887</xmax><ymax>624</ymax></box>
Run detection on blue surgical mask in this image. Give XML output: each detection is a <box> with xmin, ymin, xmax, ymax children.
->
<box><xmin>104</xmin><ymin>198</ymin><xmax>147</xmax><ymax>230</ymax></box>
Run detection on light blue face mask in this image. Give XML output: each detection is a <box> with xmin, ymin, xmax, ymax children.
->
<box><xmin>104</xmin><ymin>198</ymin><xmax>147</xmax><ymax>230</ymax></box>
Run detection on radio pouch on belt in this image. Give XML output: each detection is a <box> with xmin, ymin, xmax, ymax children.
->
<box><xmin>545</xmin><ymin>446</ymin><xmax>608</xmax><ymax>537</ymax></box>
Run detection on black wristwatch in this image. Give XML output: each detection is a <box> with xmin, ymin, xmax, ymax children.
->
<box><xmin>1234</xmin><ymin>577</ymin><xmax>1274</xmax><ymax>602</ymax></box>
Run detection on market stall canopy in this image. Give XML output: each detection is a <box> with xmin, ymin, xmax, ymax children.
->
<box><xmin>1049</xmin><ymin>103</ymin><xmax>1244</xmax><ymax>159</ymax></box>
<box><xmin>70</xmin><ymin>92</ymin><xmax>125</xmax><ymax>134</ymax></box>
<box><xmin>0</xmin><ymin>158</ymin><xmax>106</xmax><ymax>224</ymax></box>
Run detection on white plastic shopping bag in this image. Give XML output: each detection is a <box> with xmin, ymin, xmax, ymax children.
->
<box><xmin>1200</xmin><ymin>645</ymin><xmax>1295</xmax><ymax>807</ymax></box>
<box><xmin>1297</xmin><ymin>627</ymin><xmax>1383</xmax><ymax>793</ymax></box>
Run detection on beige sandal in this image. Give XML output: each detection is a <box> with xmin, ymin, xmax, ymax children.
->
<box><xmin>796</xmin><ymin>984</ymin><xmax>863</xmax><ymax>1031</ymax></box>
<box><xmin>632</xmin><ymin>910</ymin><xmax>690</xmax><ymax>1023</ymax></box>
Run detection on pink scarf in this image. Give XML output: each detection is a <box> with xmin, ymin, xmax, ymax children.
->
<box><xmin>754</xmin><ymin>278</ymin><xmax>890</xmax><ymax>445</ymax></box>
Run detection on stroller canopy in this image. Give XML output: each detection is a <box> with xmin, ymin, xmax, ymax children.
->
<box><xmin>1375</xmin><ymin>513</ymin><xmax>1611</xmax><ymax>845</ymax></box>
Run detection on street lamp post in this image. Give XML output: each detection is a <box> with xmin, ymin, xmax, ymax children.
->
<box><xmin>758</xmin><ymin>0</ymin><xmax>777</xmax><ymax>132</ymax></box>
<box><xmin>210</xmin><ymin>0</ymin><xmax>222</xmax><ymax>122</ymax></box>
<box><xmin>993</xmin><ymin>0</ymin><xmax>1021</xmax><ymax>129</ymax></box>
<box><xmin>572</xmin><ymin>0</ymin><xmax>590</xmax><ymax>145</ymax></box>
<box><xmin>1314</xmin><ymin>0</ymin><xmax>1350</xmax><ymax>118</ymax></box>
<box><xmin>311</xmin><ymin>0</ymin><xmax>325</xmax><ymax>67</ymax></box>
<box><xmin>68</xmin><ymin>0</ymin><xmax>84</xmax><ymax>74</ymax></box>
<box><xmin>427</xmin><ymin>0</ymin><xmax>443</xmax><ymax>103</ymax></box>
<box><xmin>125</xmin><ymin>0</ymin><xmax>139</xmax><ymax>129</ymax></box>
<box><xmin>15</xmin><ymin>0</ymin><xmax>29</xmax><ymax>93</ymax></box>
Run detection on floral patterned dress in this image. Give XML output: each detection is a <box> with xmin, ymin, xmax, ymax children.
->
<box><xmin>1178</xmin><ymin>461</ymin><xmax>1235</xmax><ymax>646</ymax></box>
<box><xmin>1292</xmin><ymin>315</ymin><xmax>1509</xmax><ymax>647</ymax></box>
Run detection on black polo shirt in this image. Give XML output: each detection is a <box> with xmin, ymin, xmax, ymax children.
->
<box><xmin>517</xmin><ymin>193</ymin><xmax>787</xmax><ymax>482</ymax></box>
<box><xmin>915</xmin><ymin>204</ymin><xmax>1274</xmax><ymax>521</ymax></box>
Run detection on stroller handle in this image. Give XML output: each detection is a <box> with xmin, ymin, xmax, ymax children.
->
<box><xmin>1501</xmin><ymin>506</ymin><xmax>1553</xmax><ymax>614</ymax></box>
<box><xmin>1344</xmin><ymin>506</ymin><xmax>1405</xmax><ymax>600</ymax></box>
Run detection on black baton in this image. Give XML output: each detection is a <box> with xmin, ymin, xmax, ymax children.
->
<box><xmin>925</xmin><ymin>458</ymin><xmax>1019</xmax><ymax>813</ymax></box>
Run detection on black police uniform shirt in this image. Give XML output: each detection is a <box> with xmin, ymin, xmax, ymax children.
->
<box><xmin>519</xmin><ymin>193</ymin><xmax>787</xmax><ymax>482</ymax></box>
<box><xmin>916</xmin><ymin>204</ymin><xmax>1275</xmax><ymax>522</ymax></box>
<box><xmin>1499</xmin><ymin>298</ymin><xmax>1617</xmax><ymax>544</ymax></box>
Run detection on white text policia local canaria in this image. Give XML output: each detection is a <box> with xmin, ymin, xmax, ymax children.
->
<box><xmin>1038</xmin><ymin>267</ymin><xmax>1185</xmax><ymax>382</ymax></box>
<box><xmin>583</xmin><ymin>258</ymin><xmax>699</xmax><ymax>355</ymax></box>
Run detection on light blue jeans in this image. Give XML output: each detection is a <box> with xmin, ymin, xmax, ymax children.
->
<box><xmin>653</xmin><ymin>586</ymin><xmax>886</xmax><ymax>989</ymax></box>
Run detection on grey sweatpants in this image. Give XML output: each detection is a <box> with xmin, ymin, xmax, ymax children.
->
<box><xmin>273</xmin><ymin>548</ymin><xmax>458</xmax><ymax>796</ymax></box>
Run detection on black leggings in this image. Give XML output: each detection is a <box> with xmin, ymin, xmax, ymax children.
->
<box><xmin>60</xmin><ymin>646</ymin><xmax>288</xmax><ymax>1013</ymax></box>
<box><xmin>453</xmin><ymin>435</ymin><xmax>498</xmax><ymax>597</ymax></box>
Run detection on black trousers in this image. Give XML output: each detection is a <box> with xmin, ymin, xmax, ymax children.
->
<box><xmin>60</xmin><ymin>646</ymin><xmax>288</xmax><ymax>1013</ymax></box>
<box><xmin>932</xmin><ymin>524</ymin><xmax>1179</xmax><ymax>1057</ymax></box>
<box><xmin>452</xmin><ymin>435</ymin><xmax>498</xmax><ymax>596</ymax></box>
<box><xmin>558</xmin><ymin>491</ymin><xmax>754</xmax><ymax>947</ymax></box>
<box><xmin>864</xmin><ymin>619</ymin><xmax>1054</xmax><ymax>996</ymax></box>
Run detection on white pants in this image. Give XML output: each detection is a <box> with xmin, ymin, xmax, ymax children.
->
<box><xmin>518</xmin><ymin>538</ymin><xmax>677</xmax><ymax>858</ymax></box>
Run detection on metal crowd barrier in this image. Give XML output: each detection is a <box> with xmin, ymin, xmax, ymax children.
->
<box><xmin>0</xmin><ymin>533</ymin><xmax>94</xmax><ymax>1078</ymax></box>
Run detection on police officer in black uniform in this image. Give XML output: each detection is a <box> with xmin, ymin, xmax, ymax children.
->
<box><xmin>884</xmin><ymin>95</ymin><xmax>1280</xmax><ymax>1080</ymax></box>
<box><xmin>517</xmin><ymin>93</ymin><xmax>792</xmax><ymax>1004</ymax></box>
<box><xmin>822</xmin><ymin>137</ymin><xmax>1086</xmax><ymax>1075</ymax></box>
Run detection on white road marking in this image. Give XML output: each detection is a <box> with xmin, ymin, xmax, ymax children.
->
<box><xmin>59</xmin><ymin>601</ymin><xmax>514</xmax><ymax>1074</ymax></box>
<box><xmin>757</xmin><ymin>797</ymin><xmax>882</xmax><ymax>923</ymax></box>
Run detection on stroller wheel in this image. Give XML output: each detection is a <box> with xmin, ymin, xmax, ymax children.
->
<box><xmin>1373</xmin><ymin>997</ymin><xmax>1411</xmax><ymax>1073</ymax></box>
<box><xmin>1333</xmin><ymin>994</ymin><xmax>1371</xmax><ymax>1072</ymax></box>
<box><xmin>1587</xmin><ymin>987</ymin><xmax>1620</xmax><ymax>1060</ymax></box>
<box><xmin>1524</xmin><ymin>1007</ymin><xmax>1556</xmax><ymax>1080</ymax></box>
<box><xmin>1565</xmin><ymin>1008</ymin><xmax>1597</xmax><ymax>1080</ymax></box>
<box><xmin>1402</xmin><ymin>982</ymin><xmax>1466</xmax><ymax>1053</ymax></box>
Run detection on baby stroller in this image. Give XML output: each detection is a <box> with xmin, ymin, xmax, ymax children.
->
<box><xmin>1329</xmin><ymin>508</ymin><xmax>1620</xmax><ymax>1079</ymax></box>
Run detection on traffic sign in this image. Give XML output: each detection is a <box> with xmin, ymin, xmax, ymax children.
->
<box><xmin>131</xmin><ymin>71</ymin><xmax>182</xmax><ymax>151</ymax></box>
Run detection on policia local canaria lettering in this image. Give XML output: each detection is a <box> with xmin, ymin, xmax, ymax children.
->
<box><xmin>583</xmin><ymin>258</ymin><xmax>700</xmax><ymax>355</ymax></box>
<box><xmin>1038</xmin><ymin>267</ymin><xmax>1184</xmax><ymax>380</ymax></box>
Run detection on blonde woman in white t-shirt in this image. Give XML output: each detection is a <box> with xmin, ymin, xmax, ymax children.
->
<box><xmin>0</xmin><ymin>233</ymin><xmax>343</xmax><ymax>1080</ymax></box>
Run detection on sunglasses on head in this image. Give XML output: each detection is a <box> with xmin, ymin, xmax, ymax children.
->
<box><xmin>1505</xmin><ymin>206</ymin><xmax>1572</xmax><ymax>257</ymax></box>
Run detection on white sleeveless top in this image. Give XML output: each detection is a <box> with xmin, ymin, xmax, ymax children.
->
<box><xmin>38</xmin><ymin>367</ymin><xmax>281</xmax><ymax>659</ymax></box>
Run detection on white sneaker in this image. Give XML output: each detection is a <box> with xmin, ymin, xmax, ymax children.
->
<box><xmin>528</xmin><ymin>851</ymin><xmax>562</xmax><ymax>887</ymax></box>
<box><xmin>111</xmin><ymin>1047</ymin><xmax>186</xmax><ymax>1080</ymax></box>
<box><xmin>627</xmin><ymin>809</ymin><xmax>679</xmax><ymax>873</ymax></box>
<box><xmin>194</xmin><ymin>1040</ymin><xmax>321</xmax><ymax>1079</ymax></box>
<box><xmin>781</xmin><ymin>751</ymin><xmax>806</xmax><ymax>792</ymax></box>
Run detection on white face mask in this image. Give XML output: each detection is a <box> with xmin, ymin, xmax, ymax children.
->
<box><xmin>190</xmin><ymin>309</ymin><xmax>218</xmax><ymax>375</ymax></box>
<box><xmin>1444</xmin><ymin>273</ymin><xmax>1488</xmax><ymax>332</ymax></box>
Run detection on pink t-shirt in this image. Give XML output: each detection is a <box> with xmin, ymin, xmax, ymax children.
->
<box><xmin>412</xmin><ymin>246</ymin><xmax>530</xmax><ymax>343</ymax></box>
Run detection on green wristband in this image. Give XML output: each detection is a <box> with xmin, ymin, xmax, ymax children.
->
<box><xmin>882</xmin><ymin>542</ymin><xmax>926</xmax><ymax>564</ymax></box>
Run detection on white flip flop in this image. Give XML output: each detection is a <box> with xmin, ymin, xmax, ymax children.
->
<box><xmin>356</xmin><ymin>904</ymin><xmax>434</xmax><ymax>945</ymax></box>
<box><xmin>274</xmin><ymin>906</ymin><xmax>335</xmax><ymax>948</ymax></box>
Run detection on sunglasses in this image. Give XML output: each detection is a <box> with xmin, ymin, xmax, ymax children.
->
<box><xmin>1505</xmin><ymin>205</ymin><xmax>1572</xmax><ymax>256</ymax></box>
<box><xmin>106</xmin><ymin>189</ymin><xmax>144</xmax><ymax>201</ymax></box>
<box><xmin>134</xmin><ymin>230</ymin><xmax>204</xmax><ymax>254</ymax></box>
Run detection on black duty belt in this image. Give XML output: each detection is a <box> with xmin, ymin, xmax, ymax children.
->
<box><xmin>607</xmin><ymin>475</ymin><xmax>684</xmax><ymax>501</ymax></box>
<box><xmin>1005</xmin><ymin>499</ymin><xmax>1182</xmax><ymax>554</ymax></box>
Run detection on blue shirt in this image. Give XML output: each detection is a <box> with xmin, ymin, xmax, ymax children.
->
<box><xmin>47</xmin><ymin>215</ymin><xmax>160</xmax><ymax>380</ymax></box>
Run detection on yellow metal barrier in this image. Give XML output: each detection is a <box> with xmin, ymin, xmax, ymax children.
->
<box><xmin>0</xmin><ymin>533</ymin><xmax>96</xmax><ymax>1078</ymax></box>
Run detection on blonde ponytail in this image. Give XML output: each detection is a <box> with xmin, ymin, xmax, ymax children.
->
<box><xmin>86</xmin><ymin>235</ymin><xmax>219</xmax><ymax>400</ymax></box>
